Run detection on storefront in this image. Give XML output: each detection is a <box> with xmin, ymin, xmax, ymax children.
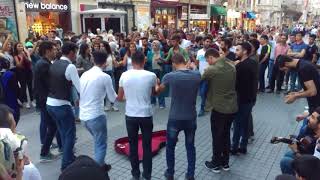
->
<box><xmin>0</xmin><ymin>0</ymin><xmax>19</xmax><ymax>41</ymax></box>
<box><xmin>242</xmin><ymin>11</ymin><xmax>256</xmax><ymax>31</ymax></box>
<box><xmin>227</xmin><ymin>9</ymin><xmax>241</xmax><ymax>28</ymax></box>
<box><xmin>189</xmin><ymin>5</ymin><xmax>209</xmax><ymax>30</ymax></box>
<box><xmin>24</xmin><ymin>0</ymin><xmax>72</xmax><ymax>37</ymax></box>
<box><xmin>80</xmin><ymin>8</ymin><xmax>126</xmax><ymax>34</ymax></box>
<box><xmin>151</xmin><ymin>0</ymin><xmax>180</xmax><ymax>28</ymax></box>
<box><xmin>210</xmin><ymin>5</ymin><xmax>227</xmax><ymax>31</ymax></box>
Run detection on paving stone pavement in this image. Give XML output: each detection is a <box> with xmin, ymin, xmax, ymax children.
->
<box><xmin>17</xmin><ymin>93</ymin><xmax>306</xmax><ymax>180</ymax></box>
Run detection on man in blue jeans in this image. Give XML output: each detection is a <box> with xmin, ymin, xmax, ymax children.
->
<box><xmin>156</xmin><ymin>53</ymin><xmax>201</xmax><ymax>180</ymax></box>
<box><xmin>118</xmin><ymin>51</ymin><xmax>157</xmax><ymax>180</ymax></box>
<box><xmin>196</xmin><ymin>36</ymin><xmax>212</xmax><ymax>116</ymax></box>
<box><xmin>79</xmin><ymin>51</ymin><xmax>117</xmax><ymax>174</ymax></box>
<box><xmin>287</xmin><ymin>31</ymin><xmax>307</xmax><ymax>93</ymax></box>
<box><xmin>46</xmin><ymin>42</ymin><xmax>80</xmax><ymax>170</ymax></box>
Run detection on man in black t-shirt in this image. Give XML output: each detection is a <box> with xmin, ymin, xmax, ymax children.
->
<box><xmin>278</xmin><ymin>55</ymin><xmax>320</xmax><ymax>114</ymax></box>
<box><xmin>220</xmin><ymin>38</ymin><xmax>236</xmax><ymax>61</ymax></box>
<box><xmin>258</xmin><ymin>35</ymin><xmax>271</xmax><ymax>92</ymax></box>
<box><xmin>304</xmin><ymin>34</ymin><xmax>318</xmax><ymax>63</ymax></box>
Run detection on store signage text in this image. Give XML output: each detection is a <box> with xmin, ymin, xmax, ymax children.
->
<box><xmin>24</xmin><ymin>2</ymin><xmax>69</xmax><ymax>12</ymax></box>
<box><xmin>0</xmin><ymin>6</ymin><xmax>13</xmax><ymax>17</ymax></box>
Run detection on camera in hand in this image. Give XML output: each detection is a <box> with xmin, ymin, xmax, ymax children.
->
<box><xmin>270</xmin><ymin>136</ymin><xmax>314</xmax><ymax>153</ymax></box>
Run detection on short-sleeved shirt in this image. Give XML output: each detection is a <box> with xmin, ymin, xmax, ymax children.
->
<box><xmin>165</xmin><ymin>47</ymin><xmax>190</xmax><ymax>62</ymax></box>
<box><xmin>162</xmin><ymin>70</ymin><xmax>201</xmax><ymax>121</ymax></box>
<box><xmin>304</xmin><ymin>44</ymin><xmax>318</xmax><ymax>62</ymax></box>
<box><xmin>119</xmin><ymin>69</ymin><xmax>157</xmax><ymax>117</ymax></box>
<box><xmin>297</xmin><ymin>60</ymin><xmax>320</xmax><ymax>111</ymax></box>
<box><xmin>259</xmin><ymin>44</ymin><xmax>271</xmax><ymax>64</ymax></box>
<box><xmin>290</xmin><ymin>42</ymin><xmax>307</xmax><ymax>60</ymax></box>
<box><xmin>196</xmin><ymin>48</ymin><xmax>208</xmax><ymax>75</ymax></box>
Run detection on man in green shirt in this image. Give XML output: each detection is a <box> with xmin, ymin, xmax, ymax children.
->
<box><xmin>202</xmin><ymin>48</ymin><xmax>238</xmax><ymax>173</ymax></box>
<box><xmin>165</xmin><ymin>34</ymin><xmax>190</xmax><ymax>62</ymax></box>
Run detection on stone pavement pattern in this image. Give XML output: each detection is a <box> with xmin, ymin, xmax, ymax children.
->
<box><xmin>17</xmin><ymin>94</ymin><xmax>306</xmax><ymax>180</ymax></box>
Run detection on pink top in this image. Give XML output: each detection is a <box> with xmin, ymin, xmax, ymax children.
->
<box><xmin>274</xmin><ymin>44</ymin><xmax>290</xmax><ymax>62</ymax></box>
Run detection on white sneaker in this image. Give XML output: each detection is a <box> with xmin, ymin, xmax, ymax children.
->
<box><xmin>111</xmin><ymin>106</ymin><xmax>119</xmax><ymax>112</ymax></box>
<box><xmin>104</xmin><ymin>106</ymin><xmax>111</xmax><ymax>111</ymax></box>
<box><xmin>24</xmin><ymin>103</ymin><xmax>31</xmax><ymax>109</ymax></box>
<box><xmin>31</xmin><ymin>101</ymin><xmax>37</xmax><ymax>107</ymax></box>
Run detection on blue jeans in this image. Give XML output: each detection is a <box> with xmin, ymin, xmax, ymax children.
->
<box><xmin>47</xmin><ymin>105</ymin><xmax>76</xmax><ymax>170</ymax></box>
<box><xmin>166</xmin><ymin>120</ymin><xmax>197</xmax><ymax>177</ymax></box>
<box><xmin>40</xmin><ymin>107</ymin><xmax>58</xmax><ymax>156</ymax></box>
<box><xmin>268</xmin><ymin>59</ymin><xmax>274</xmax><ymax>82</ymax></box>
<box><xmin>259</xmin><ymin>62</ymin><xmax>268</xmax><ymax>91</ymax></box>
<box><xmin>232</xmin><ymin>102</ymin><xmax>254</xmax><ymax>150</ymax></box>
<box><xmin>199</xmin><ymin>80</ymin><xmax>208</xmax><ymax>112</ymax></box>
<box><xmin>40</xmin><ymin>109</ymin><xmax>62</xmax><ymax>148</ymax></box>
<box><xmin>280</xmin><ymin>150</ymin><xmax>295</xmax><ymax>175</ymax></box>
<box><xmin>151</xmin><ymin>69</ymin><xmax>165</xmax><ymax>107</ymax></box>
<box><xmin>289</xmin><ymin>70</ymin><xmax>301</xmax><ymax>91</ymax></box>
<box><xmin>125</xmin><ymin>116</ymin><xmax>153</xmax><ymax>179</ymax></box>
<box><xmin>84</xmin><ymin>115</ymin><xmax>107</xmax><ymax>166</ymax></box>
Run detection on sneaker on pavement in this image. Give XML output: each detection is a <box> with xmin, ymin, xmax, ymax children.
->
<box><xmin>159</xmin><ymin>105</ymin><xmax>165</xmax><ymax>109</ymax></box>
<box><xmin>75</xmin><ymin>118</ymin><xmax>81</xmax><ymax>124</ymax></box>
<box><xmin>111</xmin><ymin>106</ymin><xmax>119</xmax><ymax>112</ymax></box>
<box><xmin>230</xmin><ymin>148</ymin><xmax>239</xmax><ymax>155</ymax></box>
<box><xmin>222</xmin><ymin>164</ymin><xmax>230</xmax><ymax>171</ymax></box>
<box><xmin>31</xmin><ymin>101</ymin><xmax>37</xmax><ymax>107</ymax></box>
<box><xmin>164</xmin><ymin>171</ymin><xmax>174</xmax><ymax>180</ymax></box>
<box><xmin>40</xmin><ymin>153</ymin><xmax>58</xmax><ymax>163</ymax></box>
<box><xmin>50</xmin><ymin>143</ymin><xmax>59</xmax><ymax>149</ymax></box>
<box><xmin>205</xmin><ymin>161</ymin><xmax>221</xmax><ymax>173</ymax></box>
<box><xmin>198</xmin><ymin>110</ymin><xmax>205</xmax><ymax>117</ymax></box>
<box><xmin>101</xmin><ymin>164</ymin><xmax>112</xmax><ymax>172</ymax></box>
<box><xmin>266</xmin><ymin>89</ymin><xmax>273</xmax><ymax>93</ymax></box>
<box><xmin>24</xmin><ymin>103</ymin><xmax>31</xmax><ymax>109</ymax></box>
<box><xmin>239</xmin><ymin>148</ymin><xmax>247</xmax><ymax>154</ymax></box>
<box><xmin>104</xmin><ymin>106</ymin><xmax>111</xmax><ymax>111</ymax></box>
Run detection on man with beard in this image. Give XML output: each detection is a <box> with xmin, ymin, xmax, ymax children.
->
<box><xmin>231</xmin><ymin>42</ymin><xmax>258</xmax><ymax>155</ymax></box>
<box><xmin>196</xmin><ymin>36</ymin><xmax>212</xmax><ymax>116</ymax></box>
<box><xmin>220</xmin><ymin>38</ymin><xmax>236</xmax><ymax>61</ymax></box>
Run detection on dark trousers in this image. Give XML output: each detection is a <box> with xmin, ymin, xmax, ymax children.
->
<box><xmin>269</xmin><ymin>64</ymin><xmax>285</xmax><ymax>91</ymax></box>
<box><xmin>199</xmin><ymin>80</ymin><xmax>208</xmax><ymax>112</ymax></box>
<box><xmin>16</xmin><ymin>68</ymin><xmax>33</xmax><ymax>102</ymax></box>
<box><xmin>47</xmin><ymin>105</ymin><xmax>76</xmax><ymax>170</ymax></box>
<box><xmin>210</xmin><ymin>110</ymin><xmax>235</xmax><ymax>166</ymax></box>
<box><xmin>125</xmin><ymin>116</ymin><xmax>153</xmax><ymax>179</ymax></box>
<box><xmin>259</xmin><ymin>62</ymin><xmax>268</xmax><ymax>91</ymax></box>
<box><xmin>40</xmin><ymin>107</ymin><xmax>62</xmax><ymax>148</ymax></box>
<box><xmin>248</xmin><ymin>113</ymin><xmax>254</xmax><ymax>137</ymax></box>
<box><xmin>40</xmin><ymin>107</ymin><xmax>59</xmax><ymax>156</ymax></box>
<box><xmin>232</xmin><ymin>103</ymin><xmax>255</xmax><ymax>150</ymax></box>
<box><xmin>166</xmin><ymin>120</ymin><xmax>197</xmax><ymax>177</ymax></box>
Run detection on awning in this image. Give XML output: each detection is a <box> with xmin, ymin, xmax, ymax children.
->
<box><xmin>246</xmin><ymin>11</ymin><xmax>256</xmax><ymax>19</ymax></box>
<box><xmin>211</xmin><ymin>5</ymin><xmax>227</xmax><ymax>16</ymax></box>
<box><xmin>80</xmin><ymin>8</ymin><xmax>127</xmax><ymax>15</ymax></box>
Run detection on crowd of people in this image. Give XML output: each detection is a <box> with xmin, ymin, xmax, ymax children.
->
<box><xmin>1</xmin><ymin>24</ymin><xmax>320</xmax><ymax>180</ymax></box>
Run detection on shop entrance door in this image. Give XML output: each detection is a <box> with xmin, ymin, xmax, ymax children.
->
<box><xmin>105</xmin><ymin>18</ymin><xmax>121</xmax><ymax>33</ymax></box>
<box><xmin>84</xmin><ymin>18</ymin><xmax>101</xmax><ymax>34</ymax></box>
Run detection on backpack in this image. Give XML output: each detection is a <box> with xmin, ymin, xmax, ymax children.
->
<box><xmin>0</xmin><ymin>138</ymin><xmax>16</xmax><ymax>178</ymax></box>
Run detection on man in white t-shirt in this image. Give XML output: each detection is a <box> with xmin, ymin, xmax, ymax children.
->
<box><xmin>79</xmin><ymin>51</ymin><xmax>117</xmax><ymax>174</ymax></box>
<box><xmin>196</xmin><ymin>36</ymin><xmax>212</xmax><ymax>117</ymax></box>
<box><xmin>117</xmin><ymin>51</ymin><xmax>157</xmax><ymax>180</ymax></box>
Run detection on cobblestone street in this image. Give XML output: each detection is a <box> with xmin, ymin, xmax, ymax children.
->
<box><xmin>18</xmin><ymin>93</ymin><xmax>306</xmax><ymax>180</ymax></box>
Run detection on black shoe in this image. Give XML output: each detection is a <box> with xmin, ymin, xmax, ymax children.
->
<box><xmin>230</xmin><ymin>148</ymin><xmax>239</xmax><ymax>155</ymax></box>
<box><xmin>102</xmin><ymin>164</ymin><xmax>112</xmax><ymax>172</ymax></box>
<box><xmin>239</xmin><ymin>148</ymin><xmax>247</xmax><ymax>154</ymax></box>
<box><xmin>266</xmin><ymin>89</ymin><xmax>274</xmax><ymax>93</ymax></box>
<box><xmin>259</xmin><ymin>89</ymin><xmax>265</xmax><ymax>93</ymax></box>
<box><xmin>222</xmin><ymin>164</ymin><xmax>230</xmax><ymax>171</ymax></box>
<box><xmin>205</xmin><ymin>161</ymin><xmax>221</xmax><ymax>173</ymax></box>
<box><xmin>185</xmin><ymin>175</ymin><xmax>195</xmax><ymax>180</ymax></box>
<box><xmin>164</xmin><ymin>171</ymin><xmax>174</xmax><ymax>180</ymax></box>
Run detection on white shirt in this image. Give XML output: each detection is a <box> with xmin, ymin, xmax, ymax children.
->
<box><xmin>22</xmin><ymin>162</ymin><xmax>42</xmax><ymax>180</ymax></box>
<box><xmin>104</xmin><ymin>55</ymin><xmax>113</xmax><ymax>72</ymax></box>
<box><xmin>127</xmin><ymin>57</ymin><xmax>133</xmax><ymax>70</ymax></box>
<box><xmin>0</xmin><ymin>128</ymin><xmax>20</xmax><ymax>151</ymax></box>
<box><xmin>80</xmin><ymin>66</ymin><xmax>117</xmax><ymax>121</ymax></box>
<box><xmin>46</xmin><ymin>56</ymin><xmax>80</xmax><ymax>106</ymax></box>
<box><xmin>119</xmin><ymin>69</ymin><xmax>156</xmax><ymax>117</ymax></box>
<box><xmin>196</xmin><ymin>48</ymin><xmax>208</xmax><ymax>75</ymax></box>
